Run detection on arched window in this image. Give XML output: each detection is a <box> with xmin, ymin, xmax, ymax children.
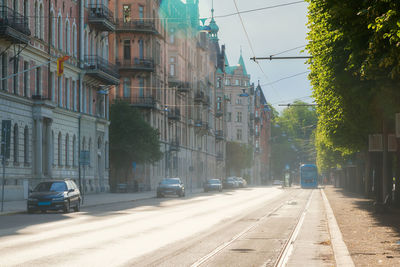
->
<box><xmin>72</xmin><ymin>135</ymin><xmax>76</xmax><ymax>167</ymax></box>
<box><xmin>58</xmin><ymin>132</ymin><xmax>62</xmax><ymax>166</ymax></box>
<box><xmin>24</xmin><ymin>126</ymin><xmax>29</xmax><ymax>164</ymax></box>
<box><xmin>58</xmin><ymin>15</ymin><xmax>63</xmax><ymax>50</ymax></box>
<box><xmin>65</xmin><ymin>20</ymin><xmax>70</xmax><ymax>53</ymax></box>
<box><xmin>13</xmin><ymin>124</ymin><xmax>19</xmax><ymax>163</ymax></box>
<box><xmin>50</xmin><ymin>10</ymin><xmax>55</xmax><ymax>46</ymax></box>
<box><xmin>23</xmin><ymin>1</ymin><xmax>29</xmax><ymax>26</ymax></box>
<box><xmin>72</xmin><ymin>24</ymin><xmax>77</xmax><ymax>57</ymax></box>
<box><xmin>84</xmin><ymin>31</ymin><xmax>88</xmax><ymax>59</ymax></box>
<box><xmin>51</xmin><ymin>131</ymin><xmax>55</xmax><ymax>165</ymax></box>
<box><xmin>65</xmin><ymin>134</ymin><xmax>69</xmax><ymax>166</ymax></box>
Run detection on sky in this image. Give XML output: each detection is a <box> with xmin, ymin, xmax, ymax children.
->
<box><xmin>197</xmin><ymin>0</ymin><xmax>312</xmax><ymax>112</ymax></box>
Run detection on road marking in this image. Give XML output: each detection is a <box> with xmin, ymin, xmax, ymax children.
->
<box><xmin>190</xmin><ymin>198</ymin><xmax>291</xmax><ymax>267</ymax></box>
<box><xmin>272</xmin><ymin>189</ymin><xmax>313</xmax><ymax>267</ymax></box>
<box><xmin>321</xmin><ymin>189</ymin><xmax>355</xmax><ymax>267</ymax></box>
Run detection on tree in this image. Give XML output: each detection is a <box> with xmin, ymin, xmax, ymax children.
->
<box><xmin>270</xmin><ymin>101</ymin><xmax>318</xmax><ymax>179</ymax></box>
<box><xmin>109</xmin><ymin>101</ymin><xmax>163</xmax><ymax>186</ymax></box>
<box><xmin>225</xmin><ymin>142</ymin><xmax>253</xmax><ymax>175</ymax></box>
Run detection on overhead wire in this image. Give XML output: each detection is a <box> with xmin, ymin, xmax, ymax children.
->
<box><xmin>261</xmin><ymin>71</ymin><xmax>310</xmax><ymax>86</ymax></box>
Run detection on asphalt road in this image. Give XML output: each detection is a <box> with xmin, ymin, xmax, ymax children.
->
<box><xmin>0</xmin><ymin>187</ymin><xmax>333</xmax><ymax>267</ymax></box>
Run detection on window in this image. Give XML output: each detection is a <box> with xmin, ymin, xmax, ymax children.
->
<box><xmin>236</xmin><ymin>112</ymin><xmax>242</xmax><ymax>122</ymax></box>
<box><xmin>58</xmin><ymin>76</ymin><xmax>63</xmax><ymax>107</ymax></box>
<box><xmin>72</xmin><ymin>135</ymin><xmax>76</xmax><ymax>167</ymax></box>
<box><xmin>170</xmin><ymin>28</ymin><xmax>175</xmax><ymax>44</ymax></box>
<box><xmin>217</xmin><ymin>78</ymin><xmax>222</xmax><ymax>88</ymax></box>
<box><xmin>225</xmin><ymin>79</ymin><xmax>230</xmax><ymax>85</ymax></box>
<box><xmin>123</xmin><ymin>40</ymin><xmax>131</xmax><ymax>60</ymax></box>
<box><xmin>139</xmin><ymin>6</ymin><xmax>144</xmax><ymax>21</ymax></box>
<box><xmin>236</xmin><ymin>98</ymin><xmax>242</xmax><ymax>105</ymax></box>
<box><xmin>13</xmin><ymin>57</ymin><xmax>19</xmax><ymax>94</ymax></box>
<box><xmin>65</xmin><ymin>78</ymin><xmax>70</xmax><ymax>109</ymax></box>
<box><xmin>237</xmin><ymin>129</ymin><xmax>242</xmax><ymax>140</ymax></box>
<box><xmin>227</xmin><ymin>112</ymin><xmax>232</xmax><ymax>122</ymax></box>
<box><xmin>34</xmin><ymin>2</ymin><xmax>38</xmax><ymax>37</ymax></box>
<box><xmin>139</xmin><ymin>78</ymin><xmax>144</xmax><ymax>97</ymax></box>
<box><xmin>13</xmin><ymin>124</ymin><xmax>19</xmax><ymax>163</ymax></box>
<box><xmin>23</xmin><ymin>1</ymin><xmax>29</xmax><ymax>26</ymax></box>
<box><xmin>105</xmin><ymin>142</ymin><xmax>109</xmax><ymax>169</ymax></box>
<box><xmin>217</xmin><ymin>97</ymin><xmax>222</xmax><ymax>111</ymax></box>
<box><xmin>139</xmin><ymin>40</ymin><xmax>144</xmax><ymax>59</ymax></box>
<box><xmin>23</xmin><ymin>61</ymin><xmax>29</xmax><ymax>97</ymax></box>
<box><xmin>170</xmin><ymin>64</ymin><xmax>175</xmax><ymax>76</ymax></box>
<box><xmin>58</xmin><ymin>15</ymin><xmax>63</xmax><ymax>50</ymax></box>
<box><xmin>123</xmin><ymin>5</ymin><xmax>131</xmax><ymax>23</ymax></box>
<box><xmin>123</xmin><ymin>78</ymin><xmax>130</xmax><ymax>98</ymax></box>
<box><xmin>235</xmin><ymin>79</ymin><xmax>239</xmax><ymax>85</ymax></box>
<box><xmin>50</xmin><ymin>11</ymin><xmax>55</xmax><ymax>46</ymax></box>
<box><xmin>39</xmin><ymin>4</ymin><xmax>44</xmax><ymax>39</ymax></box>
<box><xmin>24</xmin><ymin>126</ymin><xmax>29</xmax><ymax>164</ymax></box>
<box><xmin>88</xmin><ymin>138</ymin><xmax>92</xmax><ymax>167</ymax></box>
<box><xmin>72</xmin><ymin>25</ymin><xmax>77</xmax><ymax>57</ymax></box>
<box><xmin>65</xmin><ymin>134</ymin><xmax>69</xmax><ymax>166</ymax></box>
<box><xmin>73</xmin><ymin>80</ymin><xmax>77</xmax><ymax>111</ymax></box>
<box><xmin>89</xmin><ymin>88</ymin><xmax>92</xmax><ymax>115</ymax></box>
<box><xmin>36</xmin><ymin>67</ymin><xmax>41</xmax><ymax>95</ymax></box>
<box><xmin>65</xmin><ymin>20</ymin><xmax>70</xmax><ymax>53</ymax></box>
<box><xmin>58</xmin><ymin>132</ymin><xmax>62</xmax><ymax>166</ymax></box>
<box><xmin>1</xmin><ymin>53</ymin><xmax>7</xmax><ymax>91</ymax></box>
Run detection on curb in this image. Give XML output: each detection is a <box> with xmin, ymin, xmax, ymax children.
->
<box><xmin>321</xmin><ymin>189</ymin><xmax>355</xmax><ymax>267</ymax></box>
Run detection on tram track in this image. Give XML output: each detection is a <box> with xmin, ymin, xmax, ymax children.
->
<box><xmin>271</xmin><ymin>189</ymin><xmax>315</xmax><ymax>267</ymax></box>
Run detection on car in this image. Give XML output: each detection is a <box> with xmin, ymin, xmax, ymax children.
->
<box><xmin>204</xmin><ymin>179</ymin><xmax>223</xmax><ymax>192</ymax></box>
<box><xmin>223</xmin><ymin>177</ymin><xmax>239</xmax><ymax>189</ymax></box>
<box><xmin>273</xmin><ymin>180</ymin><xmax>283</xmax><ymax>186</ymax></box>
<box><xmin>234</xmin><ymin>177</ymin><xmax>247</xmax><ymax>188</ymax></box>
<box><xmin>156</xmin><ymin>178</ymin><xmax>185</xmax><ymax>198</ymax></box>
<box><xmin>27</xmin><ymin>179</ymin><xmax>81</xmax><ymax>213</ymax></box>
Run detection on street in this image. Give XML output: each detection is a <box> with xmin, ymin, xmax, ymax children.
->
<box><xmin>0</xmin><ymin>187</ymin><xmax>335</xmax><ymax>267</ymax></box>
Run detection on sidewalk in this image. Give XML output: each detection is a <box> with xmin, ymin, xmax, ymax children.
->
<box><xmin>324</xmin><ymin>186</ymin><xmax>400</xmax><ymax>266</ymax></box>
<box><xmin>0</xmin><ymin>188</ymin><xmax>204</xmax><ymax>216</ymax></box>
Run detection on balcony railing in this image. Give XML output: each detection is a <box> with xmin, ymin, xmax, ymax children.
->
<box><xmin>84</xmin><ymin>55</ymin><xmax>120</xmax><ymax>85</ymax></box>
<box><xmin>88</xmin><ymin>4</ymin><xmax>115</xmax><ymax>31</ymax></box>
<box><xmin>0</xmin><ymin>5</ymin><xmax>31</xmax><ymax>43</ymax></box>
<box><xmin>195</xmin><ymin>120</ymin><xmax>209</xmax><ymax>130</ymax></box>
<box><xmin>255</xmin><ymin>131</ymin><xmax>260</xmax><ymax>137</ymax></box>
<box><xmin>215</xmin><ymin>109</ymin><xmax>224</xmax><ymax>117</ymax></box>
<box><xmin>168</xmin><ymin>108</ymin><xmax>181</xmax><ymax>121</ymax></box>
<box><xmin>115</xmin><ymin>19</ymin><xmax>157</xmax><ymax>34</ymax></box>
<box><xmin>169</xmin><ymin>80</ymin><xmax>191</xmax><ymax>93</ymax></box>
<box><xmin>116</xmin><ymin>96</ymin><xmax>157</xmax><ymax>109</ymax></box>
<box><xmin>215</xmin><ymin>130</ymin><xmax>224</xmax><ymax>141</ymax></box>
<box><xmin>117</xmin><ymin>58</ymin><xmax>155</xmax><ymax>72</ymax></box>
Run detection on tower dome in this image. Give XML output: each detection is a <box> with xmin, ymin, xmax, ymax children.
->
<box><xmin>208</xmin><ymin>5</ymin><xmax>219</xmax><ymax>41</ymax></box>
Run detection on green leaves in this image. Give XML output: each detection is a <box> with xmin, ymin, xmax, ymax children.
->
<box><xmin>109</xmin><ymin>101</ymin><xmax>163</xmax><ymax>171</ymax></box>
<box><xmin>225</xmin><ymin>142</ymin><xmax>253</xmax><ymax>175</ymax></box>
<box><xmin>306</xmin><ymin>0</ymin><xmax>400</xmax><ymax>172</ymax></box>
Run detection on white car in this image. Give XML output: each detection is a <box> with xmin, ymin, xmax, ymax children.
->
<box><xmin>273</xmin><ymin>180</ymin><xmax>283</xmax><ymax>185</ymax></box>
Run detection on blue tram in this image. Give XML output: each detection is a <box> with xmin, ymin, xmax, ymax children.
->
<box><xmin>300</xmin><ymin>164</ymin><xmax>318</xmax><ymax>188</ymax></box>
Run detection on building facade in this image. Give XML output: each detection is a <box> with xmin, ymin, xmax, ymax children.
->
<box><xmin>0</xmin><ymin>0</ymin><xmax>116</xmax><ymax>200</ymax></box>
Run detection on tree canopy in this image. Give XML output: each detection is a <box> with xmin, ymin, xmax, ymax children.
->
<box><xmin>226</xmin><ymin>142</ymin><xmax>253</xmax><ymax>175</ymax></box>
<box><xmin>306</xmin><ymin>0</ymin><xmax>400</xmax><ymax>171</ymax></box>
<box><xmin>109</xmin><ymin>101</ymin><xmax>163</xmax><ymax>173</ymax></box>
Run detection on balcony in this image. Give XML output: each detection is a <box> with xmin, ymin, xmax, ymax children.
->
<box><xmin>117</xmin><ymin>96</ymin><xmax>158</xmax><ymax>109</ymax></box>
<box><xmin>250</xmin><ymin>113</ymin><xmax>255</xmax><ymax>120</ymax></box>
<box><xmin>84</xmin><ymin>56</ymin><xmax>120</xmax><ymax>85</ymax></box>
<box><xmin>217</xmin><ymin>153</ymin><xmax>224</xmax><ymax>161</ymax></box>
<box><xmin>255</xmin><ymin>147</ymin><xmax>261</xmax><ymax>153</ymax></box>
<box><xmin>170</xmin><ymin>139</ymin><xmax>180</xmax><ymax>152</ymax></box>
<box><xmin>255</xmin><ymin>131</ymin><xmax>260</xmax><ymax>137</ymax></box>
<box><xmin>117</xmin><ymin>58</ymin><xmax>155</xmax><ymax>72</ymax></box>
<box><xmin>88</xmin><ymin>4</ymin><xmax>115</xmax><ymax>32</ymax></box>
<box><xmin>194</xmin><ymin>91</ymin><xmax>204</xmax><ymax>103</ymax></box>
<box><xmin>255</xmin><ymin>115</ymin><xmax>261</xmax><ymax>123</ymax></box>
<box><xmin>168</xmin><ymin>108</ymin><xmax>181</xmax><ymax>121</ymax></box>
<box><xmin>116</xmin><ymin>19</ymin><xmax>157</xmax><ymax>34</ymax></box>
<box><xmin>169</xmin><ymin>79</ymin><xmax>190</xmax><ymax>93</ymax></box>
<box><xmin>215</xmin><ymin>130</ymin><xmax>224</xmax><ymax>141</ymax></box>
<box><xmin>194</xmin><ymin>91</ymin><xmax>209</xmax><ymax>105</ymax></box>
<box><xmin>195</xmin><ymin>120</ymin><xmax>209</xmax><ymax>131</ymax></box>
<box><xmin>0</xmin><ymin>6</ymin><xmax>31</xmax><ymax>44</ymax></box>
<box><xmin>216</xmin><ymin>109</ymin><xmax>223</xmax><ymax>117</ymax></box>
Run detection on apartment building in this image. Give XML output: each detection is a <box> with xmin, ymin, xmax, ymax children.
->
<box><xmin>253</xmin><ymin>83</ymin><xmax>271</xmax><ymax>184</ymax></box>
<box><xmin>0</xmin><ymin>0</ymin><xmax>116</xmax><ymax>200</ymax></box>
